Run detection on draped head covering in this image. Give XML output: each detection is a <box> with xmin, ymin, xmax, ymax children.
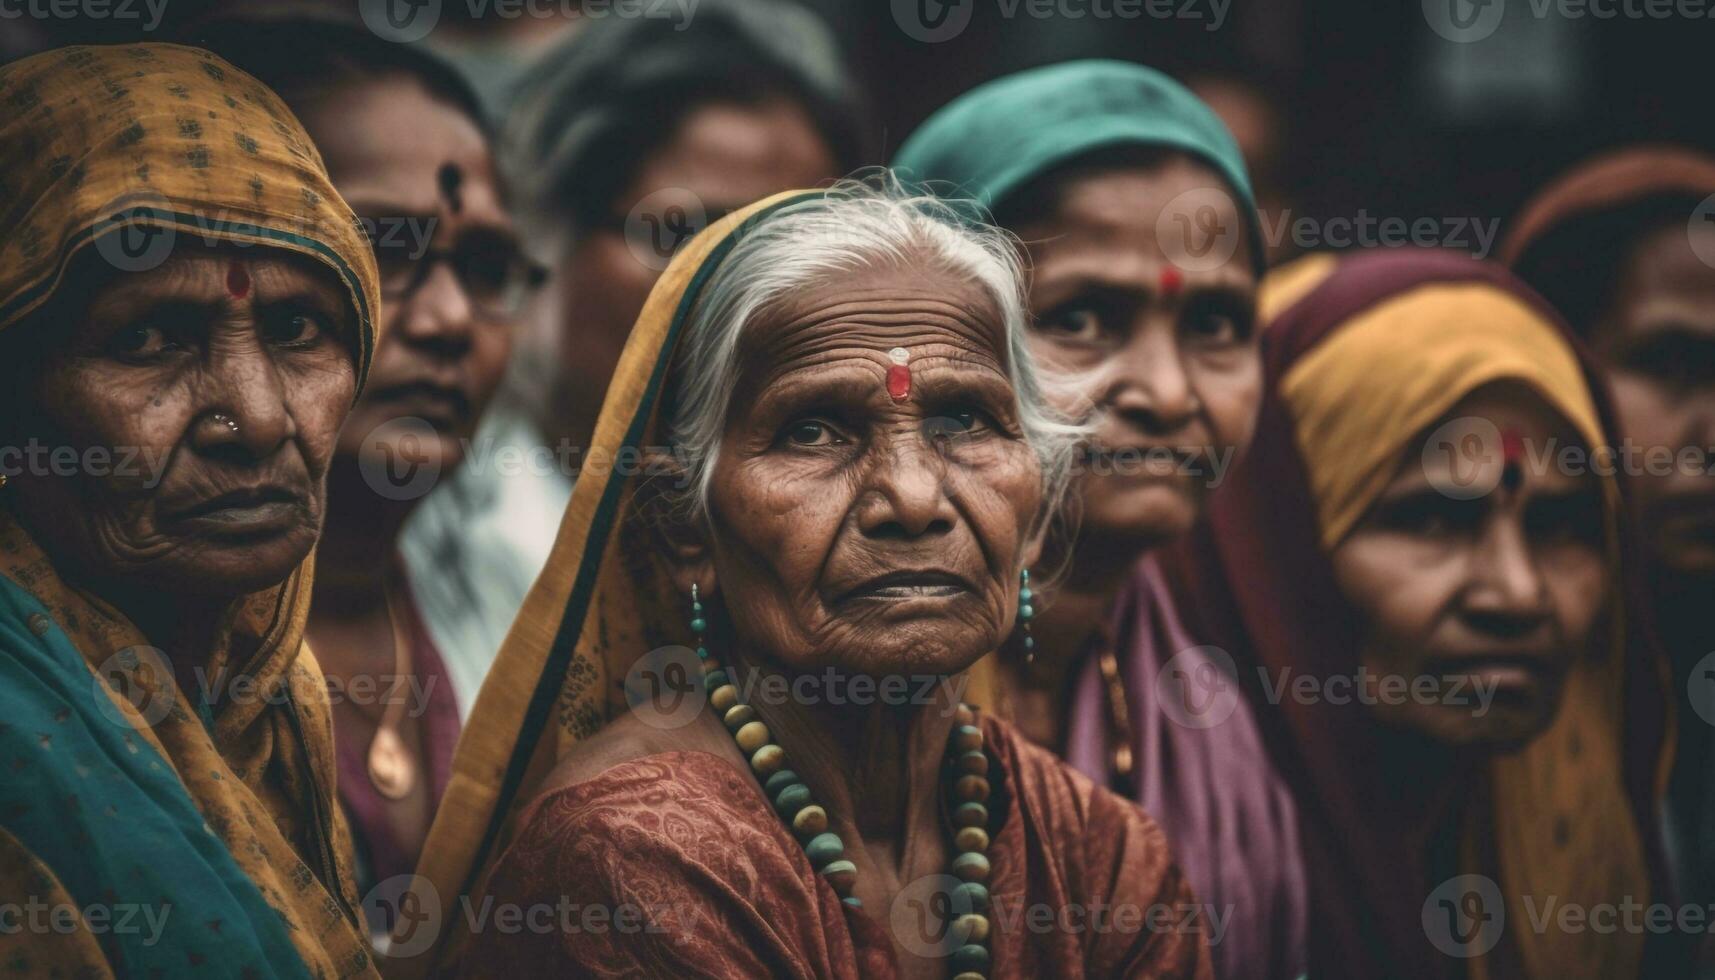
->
<box><xmin>896</xmin><ymin>60</ymin><xmax>1299</xmax><ymax>980</ymax></box>
<box><xmin>1501</xmin><ymin>143</ymin><xmax>1715</xmax><ymax>965</ymax></box>
<box><xmin>1500</xmin><ymin>146</ymin><xmax>1715</xmax><ymax>335</ymax></box>
<box><xmin>1166</xmin><ymin>249</ymin><xmax>1674</xmax><ymax>979</ymax></box>
<box><xmin>0</xmin><ymin>44</ymin><xmax>381</xmax><ymax>978</ymax></box>
<box><xmin>892</xmin><ymin>58</ymin><xmax>1265</xmax><ymax>277</ymax></box>
<box><xmin>400</xmin><ymin>190</ymin><xmax>835</xmax><ymax>974</ymax></box>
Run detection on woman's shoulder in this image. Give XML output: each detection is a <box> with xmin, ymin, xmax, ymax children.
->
<box><xmin>533</xmin><ymin>704</ymin><xmax>747</xmax><ymax>796</ymax></box>
<box><xmin>982</xmin><ymin>712</ymin><xmax>1160</xmax><ymax>837</ymax></box>
<box><xmin>981</xmin><ymin>712</ymin><xmax>1187</xmax><ymax>900</ymax></box>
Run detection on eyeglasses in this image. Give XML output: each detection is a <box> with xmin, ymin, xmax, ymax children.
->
<box><xmin>372</xmin><ymin>230</ymin><xmax>546</xmax><ymax>320</ymax></box>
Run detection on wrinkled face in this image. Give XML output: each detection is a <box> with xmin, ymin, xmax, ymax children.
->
<box><xmin>1013</xmin><ymin>159</ymin><xmax>1260</xmax><ymax>555</ymax></box>
<box><xmin>1330</xmin><ymin>385</ymin><xmax>1609</xmax><ymax>748</ymax></box>
<box><xmin>8</xmin><ymin>246</ymin><xmax>357</xmax><ymax>598</ymax></box>
<box><xmin>691</xmin><ymin>263</ymin><xmax>1043</xmax><ymax>677</ymax></box>
<box><xmin>1594</xmin><ymin>221</ymin><xmax>1715</xmax><ymax>577</ymax></box>
<box><xmin>556</xmin><ymin>99</ymin><xmax>838</xmax><ymax>448</ymax></box>
<box><xmin>299</xmin><ymin>75</ymin><xmax>521</xmax><ymax>476</ymax></box>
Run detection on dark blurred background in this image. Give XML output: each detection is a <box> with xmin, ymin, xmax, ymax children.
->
<box><xmin>2</xmin><ymin>0</ymin><xmax>1705</xmax><ymax>250</ymax></box>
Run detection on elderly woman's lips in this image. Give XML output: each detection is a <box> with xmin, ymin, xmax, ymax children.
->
<box><xmin>839</xmin><ymin>571</ymin><xmax>975</xmax><ymax>601</ymax></box>
<box><xmin>166</xmin><ymin>487</ymin><xmax>304</xmax><ymax>531</ymax></box>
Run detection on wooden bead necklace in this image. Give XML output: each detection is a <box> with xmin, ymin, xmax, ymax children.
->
<box><xmin>691</xmin><ymin>585</ymin><xmax>997</xmax><ymax>979</ymax></box>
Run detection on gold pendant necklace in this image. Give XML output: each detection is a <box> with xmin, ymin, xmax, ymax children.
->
<box><xmin>366</xmin><ymin>583</ymin><xmax>417</xmax><ymax>801</ymax></box>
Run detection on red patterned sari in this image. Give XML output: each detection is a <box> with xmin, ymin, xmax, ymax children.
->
<box><xmin>465</xmin><ymin>715</ymin><xmax>1212</xmax><ymax>979</ymax></box>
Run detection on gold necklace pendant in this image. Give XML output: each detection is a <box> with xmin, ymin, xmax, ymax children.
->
<box><xmin>367</xmin><ymin>582</ymin><xmax>419</xmax><ymax>801</ymax></box>
<box><xmin>368</xmin><ymin>725</ymin><xmax>417</xmax><ymax>800</ymax></box>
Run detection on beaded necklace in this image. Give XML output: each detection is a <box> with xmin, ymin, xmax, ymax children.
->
<box><xmin>690</xmin><ymin>588</ymin><xmax>998</xmax><ymax>979</ymax></box>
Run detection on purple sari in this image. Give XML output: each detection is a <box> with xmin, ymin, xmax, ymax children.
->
<box><xmin>1064</xmin><ymin>556</ymin><xmax>1308</xmax><ymax>979</ymax></box>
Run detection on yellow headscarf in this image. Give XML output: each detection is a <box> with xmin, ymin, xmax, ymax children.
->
<box><xmin>1254</xmin><ymin>255</ymin><xmax>1666</xmax><ymax>979</ymax></box>
<box><xmin>0</xmin><ymin>43</ymin><xmax>381</xmax><ymax>978</ymax></box>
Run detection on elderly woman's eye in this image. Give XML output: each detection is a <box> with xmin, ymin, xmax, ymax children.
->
<box><xmin>925</xmin><ymin>411</ymin><xmax>991</xmax><ymax>440</ymax></box>
<box><xmin>108</xmin><ymin>324</ymin><xmax>174</xmax><ymax>358</ymax></box>
<box><xmin>263</xmin><ymin>311</ymin><xmax>328</xmax><ymax>346</ymax></box>
<box><xmin>783</xmin><ymin>419</ymin><xmax>840</xmax><ymax>446</ymax></box>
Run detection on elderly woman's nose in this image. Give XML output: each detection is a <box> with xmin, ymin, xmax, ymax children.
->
<box><xmin>855</xmin><ymin>436</ymin><xmax>958</xmax><ymax>539</ymax></box>
<box><xmin>192</xmin><ymin>343</ymin><xmax>295</xmax><ymax>459</ymax></box>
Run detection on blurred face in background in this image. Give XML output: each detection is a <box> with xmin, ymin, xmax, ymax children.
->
<box><xmin>1593</xmin><ymin>219</ymin><xmax>1715</xmax><ymax>578</ymax></box>
<box><xmin>1010</xmin><ymin>155</ymin><xmax>1261</xmax><ymax>562</ymax></box>
<box><xmin>298</xmin><ymin>73</ymin><xmax>526</xmax><ymax>483</ymax></box>
<box><xmin>1330</xmin><ymin>384</ymin><xmax>1609</xmax><ymax>749</ymax></box>
<box><xmin>553</xmin><ymin>98</ymin><xmax>839</xmax><ymax>454</ymax></box>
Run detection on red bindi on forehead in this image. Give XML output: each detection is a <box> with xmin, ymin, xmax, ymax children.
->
<box><xmin>885</xmin><ymin>347</ymin><xmax>912</xmax><ymax>402</ymax></box>
<box><xmin>1500</xmin><ymin>427</ymin><xmax>1526</xmax><ymax>492</ymax></box>
<box><xmin>226</xmin><ymin>262</ymin><xmax>250</xmax><ymax>300</ymax></box>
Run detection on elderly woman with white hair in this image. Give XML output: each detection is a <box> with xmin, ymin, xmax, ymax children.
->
<box><xmin>398</xmin><ymin>183</ymin><xmax>1212</xmax><ymax>979</ymax></box>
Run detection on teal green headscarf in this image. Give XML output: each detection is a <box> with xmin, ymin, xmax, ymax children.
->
<box><xmin>893</xmin><ymin>59</ymin><xmax>1264</xmax><ymax>274</ymax></box>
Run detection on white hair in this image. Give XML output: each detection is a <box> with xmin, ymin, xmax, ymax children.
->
<box><xmin>660</xmin><ymin>174</ymin><xmax>1087</xmax><ymax>544</ymax></box>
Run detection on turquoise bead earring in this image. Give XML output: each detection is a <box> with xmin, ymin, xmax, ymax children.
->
<box><xmin>1019</xmin><ymin>569</ymin><xmax>1035</xmax><ymax>664</ymax></box>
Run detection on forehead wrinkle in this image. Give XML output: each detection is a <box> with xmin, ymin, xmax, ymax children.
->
<box><xmin>749</xmin><ymin>304</ymin><xmax>1003</xmax><ymax>360</ymax></box>
<box><xmin>742</xmin><ymin>350</ymin><xmax>1013</xmax><ymax>420</ymax></box>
